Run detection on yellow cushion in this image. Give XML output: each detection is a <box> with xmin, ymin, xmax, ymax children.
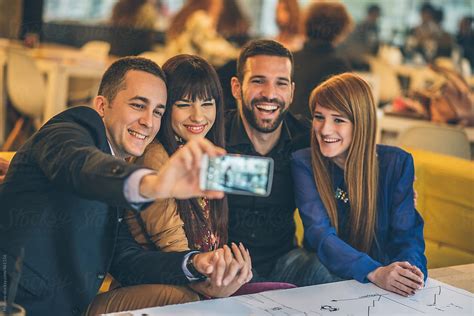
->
<box><xmin>407</xmin><ymin>148</ymin><xmax>474</xmax><ymax>268</ymax></box>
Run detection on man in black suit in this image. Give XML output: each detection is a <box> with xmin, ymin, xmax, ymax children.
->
<box><xmin>0</xmin><ymin>57</ymin><xmax>238</xmax><ymax>315</ymax></box>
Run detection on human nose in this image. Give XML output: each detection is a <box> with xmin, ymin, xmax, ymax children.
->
<box><xmin>139</xmin><ymin>109</ymin><xmax>153</xmax><ymax>128</ymax></box>
<box><xmin>190</xmin><ymin>105</ymin><xmax>205</xmax><ymax>122</ymax></box>
<box><xmin>261</xmin><ymin>82</ymin><xmax>277</xmax><ymax>100</ymax></box>
<box><xmin>319</xmin><ymin>119</ymin><xmax>332</xmax><ymax>135</ymax></box>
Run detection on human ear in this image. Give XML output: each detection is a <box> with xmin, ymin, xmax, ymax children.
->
<box><xmin>231</xmin><ymin>77</ymin><xmax>242</xmax><ymax>101</ymax></box>
<box><xmin>93</xmin><ymin>96</ymin><xmax>108</xmax><ymax>118</ymax></box>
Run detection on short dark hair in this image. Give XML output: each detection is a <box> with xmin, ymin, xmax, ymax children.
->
<box><xmin>305</xmin><ymin>2</ymin><xmax>352</xmax><ymax>42</ymax></box>
<box><xmin>367</xmin><ymin>4</ymin><xmax>381</xmax><ymax>15</ymax></box>
<box><xmin>236</xmin><ymin>39</ymin><xmax>294</xmax><ymax>82</ymax></box>
<box><xmin>98</xmin><ymin>56</ymin><xmax>166</xmax><ymax>102</ymax></box>
<box><xmin>420</xmin><ymin>2</ymin><xmax>435</xmax><ymax>14</ymax></box>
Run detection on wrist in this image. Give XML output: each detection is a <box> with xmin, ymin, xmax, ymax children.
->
<box><xmin>367</xmin><ymin>267</ymin><xmax>380</xmax><ymax>283</ymax></box>
<box><xmin>139</xmin><ymin>173</ymin><xmax>161</xmax><ymax>199</ymax></box>
<box><xmin>186</xmin><ymin>253</ymin><xmax>207</xmax><ymax>281</ymax></box>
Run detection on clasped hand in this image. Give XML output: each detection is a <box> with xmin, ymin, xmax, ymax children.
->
<box><xmin>367</xmin><ymin>261</ymin><xmax>424</xmax><ymax>297</ymax></box>
<box><xmin>190</xmin><ymin>243</ymin><xmax>253</xmax><ymax>298</ymax></box>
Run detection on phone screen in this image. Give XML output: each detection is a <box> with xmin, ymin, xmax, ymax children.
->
<box><xmin>200</xmin><ymin>154</ymin><xmax>274</xmax><ymax>196</ymax></box>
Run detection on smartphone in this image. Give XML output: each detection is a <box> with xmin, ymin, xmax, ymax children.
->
<box><xmin>200</xmin><ymin>154</ymin><xmax>274</xmax><ymax>197</ymax></box>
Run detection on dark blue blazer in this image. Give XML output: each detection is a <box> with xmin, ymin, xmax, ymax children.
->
<box><xmin>0</xmin><ymin>106</ymin><xmax>190</xmax><ymax>316</ymax></box>
<box><xmin>291</xmin><ymin>145</ymin><xmax>427</xmax><ymax>283</ymax></box>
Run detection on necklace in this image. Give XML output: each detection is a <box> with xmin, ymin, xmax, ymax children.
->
<box><xmin>335</xmin><ymin>187</ymin><xmax>349</xmax><ymax>203</ymax></box>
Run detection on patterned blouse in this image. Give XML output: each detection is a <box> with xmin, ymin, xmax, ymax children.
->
<box><xmin>175</xmin><ymin>135</ymin><xmax>220</xmax><ymax>251</ymax></box>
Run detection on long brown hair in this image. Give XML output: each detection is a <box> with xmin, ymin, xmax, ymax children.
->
<box><xmin>308</xmin><ymin>73</ymin><xmax>378</xmax><ymax>252</ymax></box>
<box><xmin>160</xmin><ymin>54</ymin><xmax>228</xmax><ymax>248</ymax></box>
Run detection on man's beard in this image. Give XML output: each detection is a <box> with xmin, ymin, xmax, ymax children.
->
<box><xmin>241</xmin><ymin>95</ymin><xmax>288</xmax><ymax>133</ymax></box>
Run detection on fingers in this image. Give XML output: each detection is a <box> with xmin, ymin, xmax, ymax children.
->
<box><xmin>391</xmin><ymin>279</ymin><xmax>414</xmax><ymax>297</ymax></box>
<box><xmin>239</xmin><ymin>243</ymin><xmax>253</xmax><ymax>283</ymax></box>
<box><xmin>397</xmin><ymin>271</ymin><xmax>422</xmax><ymax>292</ymax></box>
<box><xmin>212</xmin><ymin>248</ymin><xmax>227</xmax><ymax>287</ymax></box>
<box><xmin>175</xmin><ymin>138</ymin><xmax>226</xmax><ymax>171</ymax></box>
<box><xmin>397</xmin><ymin>262</ymin><xmax>423</xmax><ymax>287</ymax></box>
<box><xmin>384</xmin><ymin>262</ymin><xmax>423</xmax><ymax>296</ymax></box>
<box><xmin>195</xmin><ymin>138</ymin><xmax>226</xmax><ymax>157</ymax></box>
<box><xmin>245</xmin><ymin>249</ymin><xmax>253</xmax><ymax>282</ymax></box>
<box><xmin>410</xmin><ymin>265</ymin><xmax>425</xmax><ymax>282</ymax></box>
<box><xmin>231</xmin><ymin>243</ymin><xmax>250</xmax><ymax>284</ymax></box>
<box><xmin>222</xmin><ymin>245</ymin><xmax>241</xmax><ymax>286</ymax></box>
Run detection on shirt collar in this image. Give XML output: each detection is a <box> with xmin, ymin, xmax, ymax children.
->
<box><xmin>107</xmin><ymin>140</ymin><xmax>116</xmax><ymax>156</ymax></box>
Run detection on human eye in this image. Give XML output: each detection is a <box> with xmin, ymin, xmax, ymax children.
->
<box><xmin>153</xmin><ymin>108</ymin><xmax>164</xmax><ymax>117</ymax></box>
<box><xmin>277</xmin><ymin>80</ymin><xmax>289</xmax><ymax>87</ymax></box>
<box><xmin>314</xmin><ymin>114</ymin><xmax>324</xmax><ymax>121</ymax></box>
<box><xmin>251</xmin><ymin>78</ymin><xmax>264</xmax><ymax>84</ymax></box>
<box><xmin>202</xmin><ymin>100</ymin><xmax>215</xmax><ymax>107</ymax></box>
<box><xmin>130</xmin><ymin>103</ymin><xmax>145</xmax><ymax>110</ymax></box>
<box><xmin>334</xmin><ymin>118</ymin><xmax>347</xmax><ymax>124</ymax></box>
<box><xmin>174</xmin><ymin>102</ymin><xmax>190</xmax><ymax>108</ymax></box>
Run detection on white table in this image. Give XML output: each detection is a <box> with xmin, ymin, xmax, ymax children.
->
<box><xmin>0</xmin><ymin>39</ymin><xmax>109</xmax><ymax>144</ymax></box>
<box><xmin>104</xmin><ymin>276</ymin><xmax>473</xmax><ymax>315</ymax></box>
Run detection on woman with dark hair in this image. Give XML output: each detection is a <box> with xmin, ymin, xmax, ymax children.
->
<box><xmin>87</xmin><ymin>55</ymin><xmax>252</xmax><ymax>315</ymax></box>
<box><xmin>127</xmin><ymin>54</ymin><xmax>252</xmax><ymax>298</ymax></box>
<box><xmin>142</xmin><ymin>53</ymin><xmax>228</xmax><ymax>253</ymax></box>
<box><xmin>291</xmin><ymin>73</ymin><xmax>427</xmax><ymax>296</ymax></box>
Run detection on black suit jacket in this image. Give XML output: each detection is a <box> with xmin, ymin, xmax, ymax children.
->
<box><xmin>0</xmin><ymin>106</ymin><xmax>190</xmax><ymax>316</ymax></box>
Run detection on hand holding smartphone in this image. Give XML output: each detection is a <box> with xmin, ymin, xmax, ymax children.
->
<box><xmin>200</xmin><ymin>154</ymin><xmax>274</xmax><ymax>197</ymax></box>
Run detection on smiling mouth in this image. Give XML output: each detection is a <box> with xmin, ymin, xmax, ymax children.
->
<box><xmin>322</xmin><ymin>137</ymin><xmax>341</xmax><ymax>143</ymax></box>
<box><xmin>184</xmin><ymin>124</ymin><xmax>208</xmax><ymax>134</ymax></box>
<box><xmin>128</xmin><ymin>129</ymin><xmax>148</xmax><ymax>140</ymax></box>
<box><xmin>255</xmin><ymin>103</ymin><xmax>279</xmax><ymax>114</ymax></box>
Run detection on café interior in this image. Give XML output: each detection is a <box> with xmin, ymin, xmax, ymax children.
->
<box><xmin>0</xmin><ymin>0</ymin><xmax>473</xmax><ymax>312</ymax></box>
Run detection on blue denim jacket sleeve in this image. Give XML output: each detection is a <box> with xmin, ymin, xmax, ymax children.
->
<box><xmin>291</xmin><ymin>147</ymin><xmax>427</xmax><ymax>284</ymax></box>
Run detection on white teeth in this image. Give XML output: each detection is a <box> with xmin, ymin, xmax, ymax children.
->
<box><xmin>255</xmin><ymin>104</ymin><xmax>278</xmax><ymax>111</ymax></box>
<box><xmin>323</xmin><ymin>138</ymin><xmax>340</xmax><ymax>143</ymax></box>
<box><xmin>186</xmin><ymin>125</ymin><xmax>205</xmax><ymax>132</ymax></box>
<box><xmin>128</xmin><ymin>130</ymin><xmax>147</xmax><ymax>140</ymax></box>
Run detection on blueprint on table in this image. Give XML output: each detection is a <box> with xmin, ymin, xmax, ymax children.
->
<box><xmin>106</xmin><ymin>278</ymin><xmax>473</xmax><ymax>315</ymax></box>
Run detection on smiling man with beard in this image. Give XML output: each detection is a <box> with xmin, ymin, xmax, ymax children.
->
<box><xmin>225</xmin><ymin>40</ymin><xmax>342</xmax><ymax>286</ymax></box>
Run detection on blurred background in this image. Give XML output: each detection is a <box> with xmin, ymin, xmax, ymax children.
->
<box><xmin>0</xmin><ymin>0</ymin><xmax>472</xmax><ymax>154</ymax></box>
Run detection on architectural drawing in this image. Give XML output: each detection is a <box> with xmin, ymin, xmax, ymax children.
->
<box><xmin>105</xmin><ymin>279</ymin><xmax>473</xmax><ymax>316</ymax></box>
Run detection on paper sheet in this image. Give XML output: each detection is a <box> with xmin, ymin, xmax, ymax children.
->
<box><xmin>105</xmin><ymin>278</ymin><xmax>473</xmax><ymax>315</ymax></box>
